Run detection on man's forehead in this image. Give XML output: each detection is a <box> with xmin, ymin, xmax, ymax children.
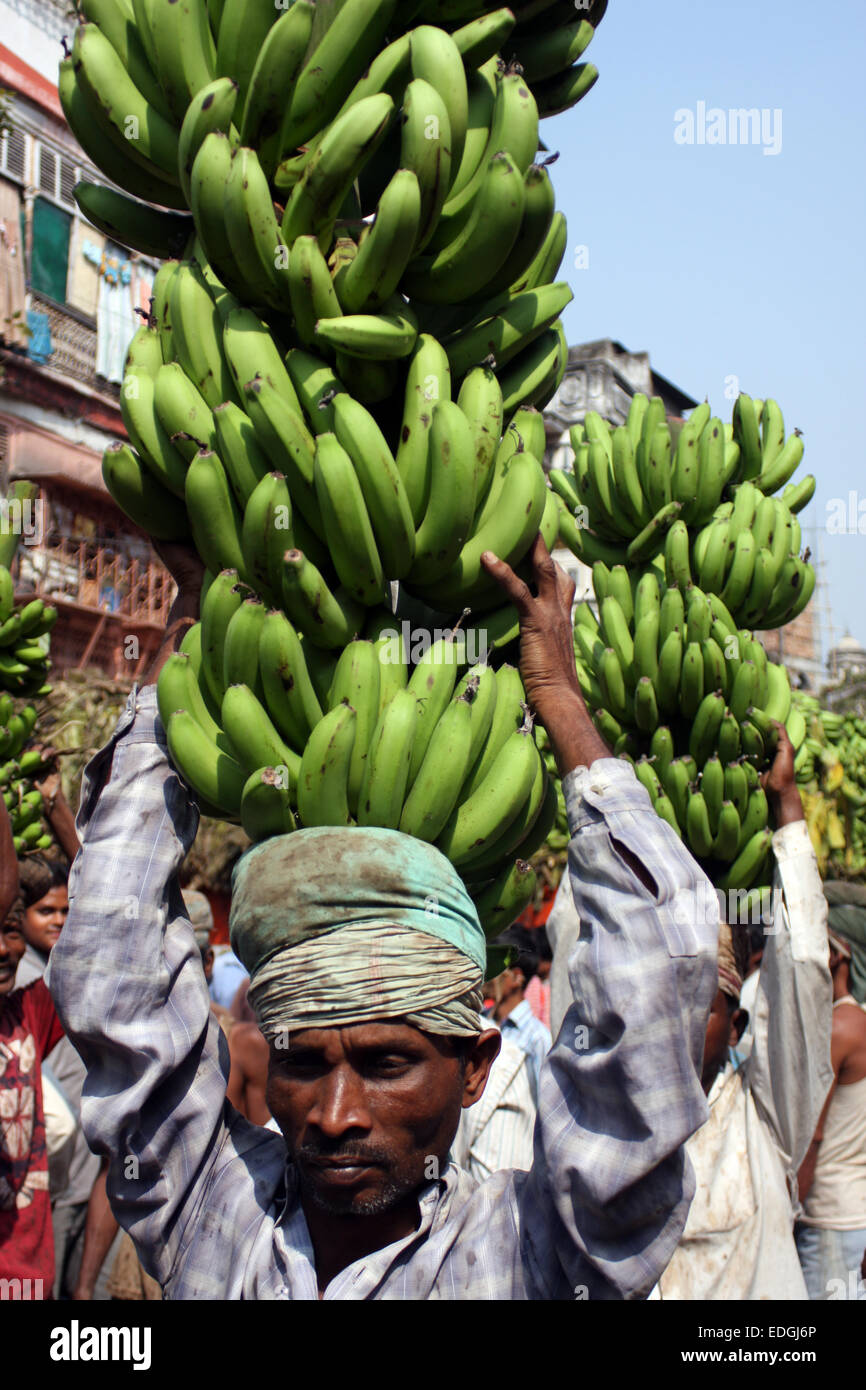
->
<box><xmin>274</xmin><ymin>1020</ymin><xmax>428</xmax><ymax>1052</ymax></box>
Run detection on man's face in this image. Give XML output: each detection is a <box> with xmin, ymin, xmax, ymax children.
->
<box><xmin>0</xmin><ymin>921</ymin><xmax>26</xmax><ymax>995</ymax></box>
<box><xmin>701</xmin><ymin>989</ymin><xmax>746</xmax><ymax>1093</ymax></box>
<box><xmin>22</xmin><ymin>885</ymin><xmax>68</xmax><ymax>954</ymax></box>
<box><xmin>267</xmin><ymin>1021</ymin><xmax>499</xmax><ymax>1218</ymax></box>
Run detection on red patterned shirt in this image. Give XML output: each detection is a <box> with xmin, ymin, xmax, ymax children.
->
<box><xmin>0</xmin><ymin>980</ymin><xmax>64</xmax><ymax>1295</ymax></box>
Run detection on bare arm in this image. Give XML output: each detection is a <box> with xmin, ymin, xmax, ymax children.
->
<box><xmin>747</xmin><ymin>725</ymin><xmax>833</xmax><ymax>1167</ymax></box>
<box><xmin>798</xmin><ymin>1005</ymin><xmax>864</xmax><ymax>1201</ymax></box>
<box><xmin>481</xmin><ymin>537</ymin><xmax>654</xmax><ymax>894</ymax></box>
<box><xmin>141</xmin><ymin>541</ymin><xmax>206</xmax><ymax>688</ymax></box>
<box><xmin>226</xmin><ymin>1023</ymin><xmax>271</xmax><ymax>1127</ymax></box>
<box><xmin>71</xmin><ymin>1157</ymin><xmax>119</xmax><ymax>1300</ymax></box>
<box><xmin>35</xmin><ymin>759</ymin><xmax>81</xmax><ymax>864</ymax></box>
<box><xmin>481</xmin><ymin>536</ymin><xmax>609</xmax><ymax>776</ymax></box>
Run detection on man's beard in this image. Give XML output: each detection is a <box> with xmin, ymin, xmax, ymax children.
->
<box><xmin>292</xmin><ymin>1140</ymin><xmax>421</xmax><ymax>1218</ymax></box>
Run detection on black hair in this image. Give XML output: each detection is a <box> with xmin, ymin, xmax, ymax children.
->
<box><xmin>533</xmin><ymin>924</ymin><xmax>552</xmax><ymax>963</ymax></box>
<box><xmin>494</xmin><ymin>924</ymin><xmax>541</xmax><ymax>986</ymax></box>
<box><xmin>7</xmin><ymin>855</ymin><xmax>69</xmax><ymax>925</ymax></box>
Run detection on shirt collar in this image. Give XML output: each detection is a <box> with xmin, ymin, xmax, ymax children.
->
<box><xmin>502</xmin><ymin>999</ymin><xmax>532</xmax><ymax>1029</ymax></box>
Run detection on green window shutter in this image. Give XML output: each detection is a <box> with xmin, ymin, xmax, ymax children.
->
<box><xmin>30</xmin><ymin>197</ymin><xmax>71</xmax><ymax>304</ymax></box>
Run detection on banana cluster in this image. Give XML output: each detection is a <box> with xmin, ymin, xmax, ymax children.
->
<box><xmin>793</xmin><ymin>694</ymin><xmax>866</xmax><ymax>879</ymax></box>
<box><xmin>110</xmin><ymin>270</ymin><xmax>562</xmax><ymax>628</ymax></box>
<box><xmin>0</xmin><ymin>585</ymin><xmax>55</xmax><ymax>699</ymax></box>
<box><xmin>67</xmin><ymin>0</ymin><xmax>600</xmax><ymax>934</ymax></box>
<box><xmin>62</xmin><ymin>1</ymin><xmax>596</xmax><ymax>384</ymax></box>
<box><xmin>0</xmin><ymin>721</ymin><xmax>54</xmax><ymax>855</ymax></box>
<box><xmin>551</xmin><ymin>393</ymin><xmax>817</xmax><ymax>624</ymax></box>
<box><xmin>157</xmin><ymin>595</ymin><xmax>559</xmax><ymax>934</ymax></box>
<box><xmin>573</xmin><ymin>567</ymin><xmax>804</xmax><ymax>898</ymax></box>
<box><xmin>61</xmin><ymin>1</ymin><xmax>606</xmax><ymax>238</ymax></box>
<box><xmin>0</xmin><ymin>483</ymin><xmax>56</xmax><ymax>699</ymax></box>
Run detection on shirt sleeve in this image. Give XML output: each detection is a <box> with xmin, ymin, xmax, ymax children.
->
<box><xmin>743</xmin><ymin>819</ymin><xmax>834</xmax><ymax>1172</ymax></box>
<box><xmin>45</xmin><ymin>684</ymin><xmax>243</xmax><ymax>1286</ymax></box>
<box><xmin>518</xmin><ymin>758</ymin><xmax>719</xmax><ymax>1301</ymax></box>
<box><xmin>22</xmin><ymin>978</ymin><xmax>64</xmax><ymax>1056</ymax></box>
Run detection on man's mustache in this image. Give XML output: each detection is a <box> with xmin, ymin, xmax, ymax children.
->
<box><xmin>295</xmin><ymin>1140</ymin><xmax>392</xmax><ymax>1165</ymax></box>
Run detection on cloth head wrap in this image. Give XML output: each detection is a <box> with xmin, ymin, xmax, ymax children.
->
<box><xmin>229</xmin><ymin>827</ymin><xmax>486</xmax><ymax>1041</ymax></box>
<box><xmin>824</xmin><ymin>881</ymin><xmax>866</xmax><ymax>1005</ymax></box>
<box><xmin>717</xmin><ymin>922</ymin><xmax>747</xmax><ymax>1001</ymax></box>
<box><xmin>182</xmin><ymin>890</ymin><xmax>214</xmax><ymax>954</ymax></box>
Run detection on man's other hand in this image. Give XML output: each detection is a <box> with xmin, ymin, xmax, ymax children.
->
<box><xmin>761</xmin><ymin>722</ymin><xmax>804</xmax><ymax>827</ymax></box>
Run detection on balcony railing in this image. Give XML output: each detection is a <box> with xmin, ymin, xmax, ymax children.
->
<box><xmin>16</xmin><ymin>534</ymin><xmax>174</xmax><ymax>627</ymax></box>
<box><xmin>27</xmin><ymin>291</ymin><xmax>121</xmax><ymax>399</ymax></box>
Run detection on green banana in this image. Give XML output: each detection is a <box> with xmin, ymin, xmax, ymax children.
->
<box><xmin>185</xmin><ymin>449</ymin><xmax>248</xmax><ymax>581</ymax></box>
<box><xmin>102</xmin><ymin>443</ymin><xmax>189</xmax><ymax>540</ymax></box>
<box><xmin>436</xmin><ymin>724</ymin><xmax>537</xmax><ymax>867</ymax></box>
<box><xmin>241</xmin><ymin>472</ymin><xmax>294</xmax><ymax>604</ymax></box>
<box><xmin>148</xmin><ymin>0</ymin><xmax>217</xmax><ymax>123</ymax></box>
<box><xmin>167</xmin><ymin>708</ymin><xmax>245</xmax><ymax>815</ymax></box>
<box><xmin>239</xmin><ymin>2</ymin><xmax>316</xmax><ymax>168</ymax></box>
<box><xmin>278</xmin><ymin>0</ymin><xmax>398</xmax><ymax>158</ymax></box>
<box><xmin>222</xmin><ymin>598</ymin><xmax>267</xmax><ymax>700</ymax></box>
<box><xmin>282</xmin><ymin>93</ymin><xmax>395</xmax><ymax>250</ymax></box>
<box><xmin>286</xmin><ymin>349</ymin><xmax>347</xmax><ymax>437</ymax></box>
<box><xmin>332</xmin><ymin>393</ymin><xmax>416</xmax><ymax>579</ymax></box>
<box><xmin>298</xmin><ymin>701</ymin><xmax>358</xmax><ymax>827</ymax></box>
<box><xmin>259</xmin><ymin>609</ymin><xmax>324</xmax><ymax>753</ymax></box>
<box><xmin>358</xmin><ymin>688</ymin><xmax>420</xmax><ymax>829</ymax></box>
<box><xmin>240</xmin><ymin>767</ymin><xmax>297</xmax><ymax>841</ymax></box>
<box><xmin>395</xmin><ymin>335</ymin><xmax>452</xmax><ymax>525</ymax></box>
<box><xmin>200</xmin><ymin>568</ymin><xmax>245</xmax><ymax>709</ymax></box>
<box><xmin>179</xmin><ymin>79</ymin><xmax>240</xmax><ymax>205</ymax></box>
<box><xmin>221</xmin><ymin>684</ymin><xmax>300</xmax><ymax>787</ymax></box>
<box><xmin>407</xmin><ymin>401</ymin><xmax>478</xmax><ymax>586</ymax></box>
<box><xmin>314</xmin><ymin>433</ymin><xmax>385</xmax><ymax>606</ymax></box>
<box><xmin>400</xmin><ymin>693</ymin><xmax>474</xmax><ymax>842</ymax></box>
<box><xmin>281</xmin><ymin>549</ymin><xmax>364</xmax><ymax>650</ymax></box>
<box><xmin>154</xmin><ymin>362</ymin><xmax>216</xmax><ymax>460</ymax></box>
<box><xmin>72</xmin><ymin>183</ymin><xmax>191</xmax><ymax>260</ymax></box>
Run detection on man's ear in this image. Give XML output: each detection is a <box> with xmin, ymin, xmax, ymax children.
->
<box><xmin>729</xmin><ymin>1007</ymin><xmax>748</xmax><ymax>1046</ymax></box>
<box><xmin>461</xmin><ymin>1030</ymin><xmax>501</xmax><ymax>1109</ymax></box>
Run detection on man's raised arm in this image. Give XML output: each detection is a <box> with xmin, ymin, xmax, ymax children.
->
<box><xmin>46</xmin><ymin>547</ymin><xmax>254</xmax><ymax>1289</ymax></box>
<box><xmin>482</xmin><ymin>541</ymin><xmax>718</xmax><ymax>1299</ymax></box>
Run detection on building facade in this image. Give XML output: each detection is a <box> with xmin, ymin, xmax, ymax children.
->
<box><xmin>0</xmin><ymin>0</ymin><xmax>172</xmax><ymax>679</ymax></box>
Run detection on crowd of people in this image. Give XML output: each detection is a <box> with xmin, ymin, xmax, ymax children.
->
<box><xmin>1</xmin><ymin>536</ymin><xmax>865</xmax><ymax>1301</ymax></box>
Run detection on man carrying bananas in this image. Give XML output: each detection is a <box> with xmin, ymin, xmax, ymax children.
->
<box><xmin>47</xmin><ymin>536</ymin><xmax>718</xmax><ymax>1300</ymax></box>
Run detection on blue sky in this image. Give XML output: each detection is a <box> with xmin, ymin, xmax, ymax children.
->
<box><xmin>544</xmin><ymin>0</ymin><xmax>866</xmax><ymax>659</ymax></box>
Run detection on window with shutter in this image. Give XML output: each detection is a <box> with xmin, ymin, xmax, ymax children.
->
<box><xmin>59</xmin><ymin>157</ymin><xmax>77</xmax><ymax>207</ymax></box>
<box><xmin>2</xmin><ymin>128</ymin><xmax>26</xmax><ymax>182</ymax></box>
<box><xmin>38</xmin><ymin>144</ymin><xmax>57</xmax><ymax>198</ymax></box>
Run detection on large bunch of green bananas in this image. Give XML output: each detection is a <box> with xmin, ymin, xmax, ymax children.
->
<box><xmin>61</xmin><ymin>0</ymin><xmax>607</xmax><ymax>932</ymax></box>
<box><xmin>571</xmin><ymin>563</ymin><xmax>805</xmax><ymax>907</ymax></box>
<box><xmin>792</xmin><ymin>693</ymin><xmax>866</xmax><ymax>878</ymax></box>
<box><xmin>551</xmin><ymin>393</ymin><xmax>816</xmax><ymax>632</ymax></box>
<box><xmin>62</xmin><ymin>0</ymin><xmax>606</xmax><ymax>240</ymax></box>
<box><xmin>156</xmin><ymin>593</ymin><xmax>560</xmax><ymax>935</ymax></box>
<box><xmin>109</xmin><ymin>287</ymin><xmax>564</xmax><ymax>629</ymax></box>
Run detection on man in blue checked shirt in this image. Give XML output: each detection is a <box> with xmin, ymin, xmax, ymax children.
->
<box><xmin>48</xmin><ymin>536</ymin><xmax>718</xmax><ymax>1300</ymax></box>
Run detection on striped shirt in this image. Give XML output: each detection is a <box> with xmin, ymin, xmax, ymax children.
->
<box><xmin>451</xmin><ymin>1037</ymin><xmax>535</xmax><ymax>1181</ymax></box>
<box><xmin>47</xmin><ymin>686</ymin><xmax>718</xmax><ymax>1300</ymax></box>
<box><xmin>496</xmin><ymin>999</ymin><xmax>552</xmax><ymax>1104</ymax></box>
